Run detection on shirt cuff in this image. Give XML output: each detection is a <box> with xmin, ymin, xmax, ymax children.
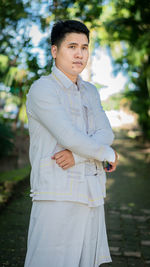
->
<box><xmin>103</xmin><ymin>147</ymin><xmax>115</xmax><ymax>163</ymax></box>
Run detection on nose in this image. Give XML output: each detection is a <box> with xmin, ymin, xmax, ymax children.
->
<box><xmin>75</xmin><ymin>48</ymin><xmax>83</xmax><ymax>58</ymax></box>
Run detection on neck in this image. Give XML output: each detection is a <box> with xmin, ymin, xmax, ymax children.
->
<box><xmin>56</xmin><ymin>65</ymin><xmax>77</xmax><ymax>83</ymax></box>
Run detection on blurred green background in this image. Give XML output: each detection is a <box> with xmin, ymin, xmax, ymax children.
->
<box><xmin>0</xmin><ymin>2</ymin><xmax>150</xmax><ymax>266</ymax></box>
<box><xmin>0</xmin><ymin>0</ymin><xmax>150</xmax><ymax>204</ymax></box>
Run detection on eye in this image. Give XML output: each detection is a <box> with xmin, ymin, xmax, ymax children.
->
<box><xmin>69</xmin><ymin>45</ymin><xmax>76</xmax><ymax>49</ymax></box>
<box><xmin>82</xmin><ymin>46</ymin><xmax>88</xmax><ymax>50</ymax></box>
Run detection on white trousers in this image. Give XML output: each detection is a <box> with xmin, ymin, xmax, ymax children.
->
<box><xmin>24</xmin><ymin>201</ymin><xmax>112</xmax><ymax>267</ymax></box>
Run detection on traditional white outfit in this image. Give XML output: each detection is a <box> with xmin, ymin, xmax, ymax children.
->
<box><xmin>24</xmin><ymin>66</ymin><xmax>115</xmax><ymax>267</ymax></box>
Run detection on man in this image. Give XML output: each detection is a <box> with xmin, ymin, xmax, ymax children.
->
<box><xmin>24</xmin><ymin>20</ymin><xmax>118</xmax><ymax>267</ymax></box>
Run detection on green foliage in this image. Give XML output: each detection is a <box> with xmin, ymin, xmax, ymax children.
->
<box><xmin>0</xmin><ymin>164</ymin><xmax>30</xmax><ymax>204</ymax></box>
<box><xmin>49</xmin><ymin>0</ymin><xmax>103</xmax><ymax>26</ymax></box>
<box><xmin>0</xmin><ymin>0</ymin><xmax>53</xmax><ymax>128</ymax></box>
<box><xmin>0</xmin><ymin>55</ymin><xmax>9</xmax><ymax>73</ymax></box>
<box><xmin>0</xmin><ymin>164</ymin><xmax>30</xmax><ymax>183</ymax></box>
<box><xmin>0</xmin><ymin>0</ymin><xmax>150</xmax><ymax>139</ymax></box>
<box><xmin>102</xmin><ymin>92</ymin><xmax>125</xmax><ymax>111</ymax></box>
<box><xmin>103</xmin><ymin>0</ymin><xmax>150</xmax><ymax>140</ymax></box>
<box><xmin>48</xmin><ymin>0</ymin><xmax>150</xmax><ymax>139</ymax></box>
<box><xmin>0</xmin><ymin>122</ymin><xmax>14</xmax><ymax>157</ymax></box>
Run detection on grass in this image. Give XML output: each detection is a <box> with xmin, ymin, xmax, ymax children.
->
<box><xmin>0</xmin><ymin>164</ymin><xmax>30</xmax><ymax>183</ymax></box>
<box><xmin>0</xmin><ymin>164</ymin><xmax>31</xmax><ymax>205</ymax></box>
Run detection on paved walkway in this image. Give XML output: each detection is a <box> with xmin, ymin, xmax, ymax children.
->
<box><xmin>104</xmin><ymin>205</ymin><xmax>150</xmax><ymax>267</ymax></box>
<box><xmin>0</xmin><ymin>181</ymin><xmax>150</xmax><ymax>267</ymax></box>
<box><xmin>0</xmin><ymin>132</ymin><xmax>150</xmax><ymax>267</ymax></box>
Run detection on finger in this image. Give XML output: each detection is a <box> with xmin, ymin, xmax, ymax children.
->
<box><xmin>104</xmin><ymin>168</ymin><xmax>113</xmax><ymax>172</ymax></box>
<box><xmin>54</xmin><ymin>149</ymin><xmax>69</xmax><ymax>159</ymax></box>
<box><xmin>61</xmin><ymin>161</ymin><xmax>75</xmax><ymax>169</ymax></box>
<box><xmin>58</xmin><ymin>162</ymin><xmax>69</xmax><ymax>169</ymax></box>
<box><xmin>104</xmin><ymin>164</ymin><xmax>116</xmax><ymax>172</ymax></box>
<box><xmin>62</xmin><ymin>164</ymin><xmax>70</xmax><ymax>170</ymax></box>
<box><xmin>53</xmin><ymin>153</ymin><xmax>64</xmax><ymax>160</ymax></box>
<box><xmin>107</xmin><ymin>166</ymin><xmax>116</xmax><ymax>172</ymax></box>
<box><xmin>56</xmin><ymin>158</ymin><xmax>66</xmax><ymax>164</ymax></box>
<box><xmin>58</xmin><ymin>162</ymin><xmax>67</xmax><ymax>168</ymax></box>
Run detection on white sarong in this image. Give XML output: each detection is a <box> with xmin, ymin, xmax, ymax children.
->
<box><xmin>24</xmin><ymin>201</ymin><xmax>112</xmax><ymax>267</ymax></box>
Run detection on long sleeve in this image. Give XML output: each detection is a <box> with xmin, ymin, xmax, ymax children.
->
<box><xmin>73</xmin><ymin>83</ymin><xmax>115</xmax><ymax>164</ymax></box>
<box><xmin>27</xmin><ymin>78</ymin><xmax>115</xmax><ymax>163</ymax></box>
<box><xmin>89</xmin><ymin>84</ymin><xmax>114</xmax><ymax>145</ymax></box>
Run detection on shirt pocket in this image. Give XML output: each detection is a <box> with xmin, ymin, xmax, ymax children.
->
<box><xmin>87</xmin><ymin>107</ymin><xmax>96</xmax><ymax>135</ymax></box>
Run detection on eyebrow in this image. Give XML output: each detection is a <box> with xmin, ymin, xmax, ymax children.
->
<box><xmin>68</xmin><ymin>42</ymin><xmax>89</xmax><ymax>47</ymax></box>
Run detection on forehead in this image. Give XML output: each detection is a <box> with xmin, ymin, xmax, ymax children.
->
<box><xmin>62</xmin><ymin>32</ymin><xmax>89</xmax><ymax>45</ymax></box>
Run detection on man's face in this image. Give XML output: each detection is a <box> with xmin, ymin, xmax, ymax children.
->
<box><xmin>51</xmin><ymin>33</ymin><xmax>89</xmax><ymax>81</ymax></box>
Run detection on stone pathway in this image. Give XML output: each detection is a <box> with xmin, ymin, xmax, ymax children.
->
<box><xmin>0</xmin><ymin>180</ymin><xmax>150</xmax><ymax>267</ymax></box>
<box><xmin>104</xmin><ymin>205</ymin><xmax>150</xmax><ymax>267</ymax></box>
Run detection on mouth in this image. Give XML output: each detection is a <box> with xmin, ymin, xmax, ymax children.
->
<box><xmin>73</xmin><ymin>62</ymin><xmax>83</xmax><ymax>66</ymax></box>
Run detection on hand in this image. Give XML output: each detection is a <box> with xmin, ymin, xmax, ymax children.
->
<box><xmin>104</xmin><ymin>150</ymin><xmax>118</xmax><ymax>173</ymax></box>
<box><xmin>51</xmin><ymin>149</ymin><xmax>75</xmax><ymax>170</ymax></box>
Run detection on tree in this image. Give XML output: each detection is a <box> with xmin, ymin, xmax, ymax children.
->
<box><xmin>102</xmin><ymin>0</ymin><xmax>150</xmax><ymax>139</ymax></box>
<box><xmin>0</xmin><ymin>0</ymin><xmax>53</xmax><ymax>129</ymax></box>
<box><xmin>1</xmin><ymin>0</ymin><xmax>150</xmax><ymax>140</ymax></box>
<box><xmin>49</xmin><ymin>0</ymin><xmax>150</xmax><ymax>140</ymax></box>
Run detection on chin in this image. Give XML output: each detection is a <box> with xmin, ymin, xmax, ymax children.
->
<box><xmin>72</xmin><ymin>65</ymin><xmax>85</xmax><ymax>72</ymax></box>
<box><xmin>73</xmin><ymin>68</ymin><xmax>84</xmax><ymax>75</ymax></box>
<box><xmin>72</xmin><ymin>71</ymin><xmax>82</xmax><ymax>76</ymax></box>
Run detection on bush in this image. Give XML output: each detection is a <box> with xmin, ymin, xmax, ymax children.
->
<box><xmin>0</xmin><ymin>122</ymin><xmax>14</xmax><ymax>157</ymax></box>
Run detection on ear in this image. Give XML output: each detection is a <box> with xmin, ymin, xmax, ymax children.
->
<box><xmin>51</xmin><ymin>45</ymin><xmax>57</xmax><ymax>59</ymax></box>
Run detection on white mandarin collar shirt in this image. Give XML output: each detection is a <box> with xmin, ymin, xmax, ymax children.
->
<box><xmin>26</xmin><ymin>65</ymin><xmax>115</xmax><ymax>206</ymax></box>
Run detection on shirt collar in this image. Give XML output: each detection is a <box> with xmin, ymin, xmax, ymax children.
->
<box><xmin>52</xmin><ymin>65</ymin><xmax>84</xmax><ymax>91</ymax></box>
<box><xmin>77</xmin><ymin>75</ymin><xmax>84</xmax><ymax>89</ymax></box>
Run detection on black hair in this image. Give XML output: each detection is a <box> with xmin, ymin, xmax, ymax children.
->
<box><xmin>51</xmin><ymin>20</ymin><xmax>89</xmax><ymax>47</ymax></box>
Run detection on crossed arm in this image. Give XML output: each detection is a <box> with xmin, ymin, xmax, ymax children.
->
<box><xmin>52</xmin><ymin>84</ymin><xmax>118</xmax><ymax>171</ymax></box>
<box><xmin>27</xmin><ymin>78</ymin><xmax>117</xmax><ymax>171</ymax></box>
<box><xmin>52</xmin><ymin>149</ymin><xmax>117</xmax><ymax>172</ymax></box>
